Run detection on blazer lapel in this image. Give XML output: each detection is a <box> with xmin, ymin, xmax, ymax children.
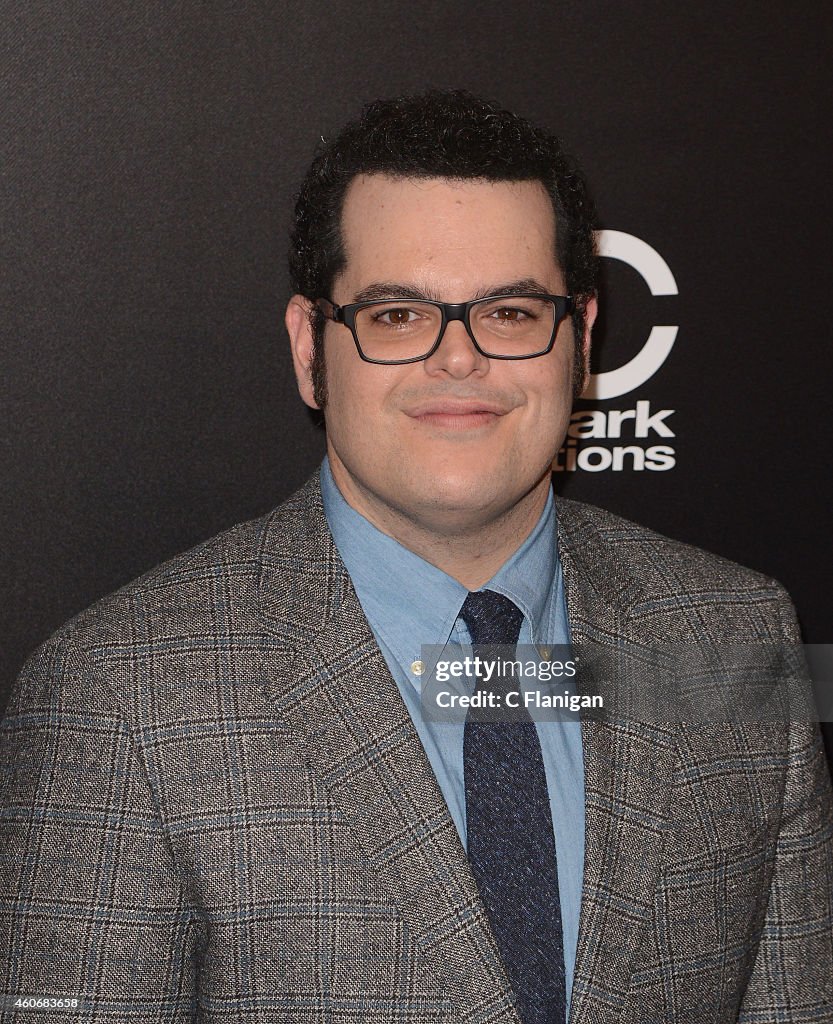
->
<box><xmin>255</xmin><ymin>476</ymin><xmax>520</xmax><ymax>1024</ymax></box>
<box><xmin>556</xmin><ymin>499</ymin><xmax>677</xmax><ymax>1024</ymax></box>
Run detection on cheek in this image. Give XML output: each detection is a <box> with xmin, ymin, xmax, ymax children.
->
<box><xmin>512</xmin><ymin>376</ymin><xmax>575</xmax><ymax>460</ymax></box>
<box><xmin>517</xmin><ymin>355</ymin><xmax>574</xmax><ymax>418</ymax></box>
<box><xmin>323</xmin><ymin>353</ymin><xmax>402</xmax><ymax>440</ymax></box>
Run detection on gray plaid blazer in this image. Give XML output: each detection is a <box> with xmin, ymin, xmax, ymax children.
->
<box><xmin>2</xmin><ymin>475</ymin><xmax>832</xmax><ymax>1022</ymax></box>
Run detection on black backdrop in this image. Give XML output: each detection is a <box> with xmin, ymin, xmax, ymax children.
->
<box><xmin>3</xmin><ymin>3</ymin><xmax>832</xmax><ymax>760</ymax></box>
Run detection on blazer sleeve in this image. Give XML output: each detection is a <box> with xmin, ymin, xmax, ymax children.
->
<box><xmin>738</xmin><ymin>587</ymin><xmax>833</xmax><ymax>1020</ymax></box>
<box><xmin>0</xmin><ymin>637</ymin><xmax>202</xmax><ymax>1022</ymax></box>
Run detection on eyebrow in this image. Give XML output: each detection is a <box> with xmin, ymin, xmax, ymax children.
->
<box><xmin>352</xmin><ymin>278</ymin><xmax>554</xmax><ymax>303</ymax></box>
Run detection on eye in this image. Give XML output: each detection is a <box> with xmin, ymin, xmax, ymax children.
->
<box><xmin>488</xmin><ymin>305</ymin><xmax>537</xmax><ymax>323</ymax></box>
<box><xmin>372</xmin><ymin>306</ymin><xmax>424</xmax><ymax>325</ymax></box>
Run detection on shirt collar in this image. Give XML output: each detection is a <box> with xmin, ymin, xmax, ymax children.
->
<box><xmin>485</xmin><ymin>485</ymin><xmax>556</xmax><ymax>637</ymax></box>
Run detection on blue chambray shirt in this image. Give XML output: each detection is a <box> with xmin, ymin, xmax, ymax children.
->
<box><xmin>320</xmin><ymin>457</ymin><xmax>585</xmax><ymax>1009</ymax></box>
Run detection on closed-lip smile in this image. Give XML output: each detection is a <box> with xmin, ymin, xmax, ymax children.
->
<box><xmin>403</xmin><ymin>398</ymin><xmax>513</xmax><ymax>430</ymax></box>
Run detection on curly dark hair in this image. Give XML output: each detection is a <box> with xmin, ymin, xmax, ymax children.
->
<box><xmin>288</xmin><ymin>90</ymin><xmax>598</xmax><ymax>405</ymax></box>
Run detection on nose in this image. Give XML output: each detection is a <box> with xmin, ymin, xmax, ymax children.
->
<box><xmin>423</xmin><ymin>315</ymin><xmax>490</xmax><ymax>379</ymax></box>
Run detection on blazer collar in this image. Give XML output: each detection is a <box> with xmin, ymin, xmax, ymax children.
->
<box><xmin>254</xmin><ymin>473</ymin><xmax>353</xmax><ymax>643</ymax></box>
<box><xmin>254</xmin><ymin>476</ymin><xmax>675</xmax><ymax>1024</ymax></box>
<box><xmin>254</xmin><ymin>477</ymin><xmax>640</xmax><ymax>645</ymax></box>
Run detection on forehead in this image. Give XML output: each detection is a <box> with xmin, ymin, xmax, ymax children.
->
<box><xmin>337</xmin><ymin>174</ymin><xmax>560</xmax><ymax>296</ymax></box>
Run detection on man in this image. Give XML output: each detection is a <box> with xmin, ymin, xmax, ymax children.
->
<box><xmin>2</xmin><ymin>91</ymin><xmax>831</xmax><ymax>1023</ymax></box>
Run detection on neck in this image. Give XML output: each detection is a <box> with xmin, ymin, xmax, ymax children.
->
<box><xmin>327</xmin><ymin>460</ymin><xmax>551</xmax><ymax>590</ymax></box>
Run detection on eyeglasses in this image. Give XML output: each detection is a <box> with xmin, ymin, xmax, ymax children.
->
<box><xmin>315</xmin><ymin>293</ymin><xmax>574</xmax><ymax>365</ymax></box>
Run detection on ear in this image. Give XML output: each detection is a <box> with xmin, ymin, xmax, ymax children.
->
<box><xmin>578</xmin><ymin>295</ymin><xmax>598</xmax><ymax>395</ymax></box>
<box><xmin>285</xmin><ymin>294</ymin><xmax>320</xmax><ymax>410</ymax></box>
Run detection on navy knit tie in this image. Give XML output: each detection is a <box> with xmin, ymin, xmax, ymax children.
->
<box><xmin>460</xmin><ymin>590</ymin><xmax>566</xmax><ymax>1024</ymax></box>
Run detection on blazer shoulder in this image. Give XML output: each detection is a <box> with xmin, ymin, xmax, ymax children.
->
<box><xmin>32</xmin><ymin>512</ymin><xmax>264</xmax><ymax>655</ymax></box>
<box><xmin>554</xmin><ymin>495</ymin><xmax>799</xmax><ymax>639</ymax></box>
<box><xmin>25</xmin><ymin>500</ymin><xmax>293</xmax><ymax>671</ymax></box>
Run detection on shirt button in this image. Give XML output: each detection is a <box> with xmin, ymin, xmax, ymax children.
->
<box><xmin>411</xmin><ymin>660</ymin><xmax>425</xmax><ymax>676</ymax></box>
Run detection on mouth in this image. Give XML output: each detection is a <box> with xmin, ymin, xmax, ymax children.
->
<box><xmin>403</xmin><ymin>399</ymin><xmax>512</xmax><ymax>431</ymax></box>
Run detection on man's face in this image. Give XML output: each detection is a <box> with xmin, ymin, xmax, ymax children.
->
<box><xmin>287</xmin><ymin>174</ymin><xmax>595</xmax><ymax>539</ymax></box>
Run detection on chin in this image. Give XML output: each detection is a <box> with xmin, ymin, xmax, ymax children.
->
<box><xmin>406</xmin><ymin>474</ymin><xmax>520</xmax><ymax>522</ymax></box>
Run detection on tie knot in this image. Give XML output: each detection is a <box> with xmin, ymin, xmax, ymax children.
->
<box><xmin>459</xmin><ymin>590</ymin><xmax>524</xmax><ymax>646</ymax></box>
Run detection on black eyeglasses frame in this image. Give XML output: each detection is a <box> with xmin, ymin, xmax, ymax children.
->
<box><xmin>314</xmin><ymin>293</ymin><xmax>575</xmax><ymax>365</ymax></box>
